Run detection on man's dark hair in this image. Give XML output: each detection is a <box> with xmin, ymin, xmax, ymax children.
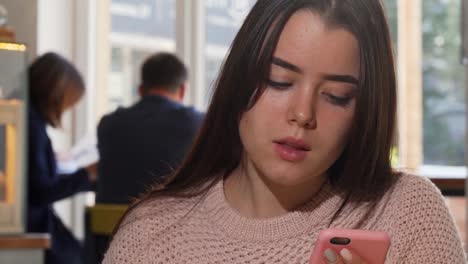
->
<box><xmin>141</xmin><ymin>52</ymin><xmax>188</xmax><ymax>92</ymax></box>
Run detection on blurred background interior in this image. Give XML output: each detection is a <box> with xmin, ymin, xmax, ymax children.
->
<box><xmin>0</xmin><ymin>0</ymin><xmax>467</xmax><ymax>262</ymax></box>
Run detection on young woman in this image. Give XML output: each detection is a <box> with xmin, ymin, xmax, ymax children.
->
<box><xmin>28</xmin><ymin>52</ymin><xmax>97</xmax><ymax>264</ymax></box>
<box><xmin>104</xmin><ymin>0</ymin><xmax>465</xmax><ymax>263</ymax></box>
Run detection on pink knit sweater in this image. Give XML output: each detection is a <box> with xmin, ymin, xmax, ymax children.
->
<box><xmin>103</xmin><ymin>174</ymin><xmax>466</xmax><ymax>263</ymax></box>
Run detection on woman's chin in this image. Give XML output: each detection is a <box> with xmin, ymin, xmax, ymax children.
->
<box><xmin>262</xmin><ymin>173</ymin><xmax>313</xmax><ymax>188</ymax></box>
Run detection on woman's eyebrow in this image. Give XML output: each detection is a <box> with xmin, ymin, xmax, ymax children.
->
<box><xmin>272</xmin><ymin>57</ymin><xmax>359</xmax><ymax>85</ymax></box>
<box><xmin>321</xmin><ymin>74</ymin><xmax>359</xmax><ymax>85</ymax></box>
<box><xmin>272</xmin><ymin>57</ymin><xmax>302</xmax><ymax>73</ymax></box>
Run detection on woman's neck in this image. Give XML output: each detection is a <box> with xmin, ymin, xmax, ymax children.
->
<box><xmin>224</xmin><ymin>164</ymin><xmax>326</xmax><ymax>218</ymax></box>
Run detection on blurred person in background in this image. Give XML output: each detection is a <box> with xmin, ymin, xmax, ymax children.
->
<box><xmin>95</xmin><ymin>52</ymin><xmax>204</xmax><ymax>205</ymax></box>
<box><xmin>28</xmin><ymin>52</ymin><xmax>97</xmax><ymax>264</ymax></box>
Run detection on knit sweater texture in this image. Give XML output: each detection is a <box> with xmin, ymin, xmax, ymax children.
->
<box><xmin>103</xmin><ymin>174</ymin><xmax>466</xmax><ymax>263</ymax></box>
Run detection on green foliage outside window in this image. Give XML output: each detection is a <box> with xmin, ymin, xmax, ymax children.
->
<box><xmin>383</xmin><ymin>0</ymin><xmax>465</xmax><ymax>166</ymax></box>
<box><xmin>422</xmin><ymin>0</ymin><xmax>465</xmax><ymax>166</ymax></box>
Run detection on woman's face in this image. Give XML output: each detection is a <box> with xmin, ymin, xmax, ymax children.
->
<box><xmin>238</xmin><ymin>11</ymin><xmax>360</xmax><ymax>187</ymax></box>
<box><xmin>61</xmin><ymin>84</ymin><xmax>83</xmax><ymax>112</ymax></box>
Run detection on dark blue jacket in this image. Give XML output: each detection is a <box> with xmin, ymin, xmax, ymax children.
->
<box><xmin>95</xmin><ymin>95</ymin><xmax>204</xmax><ymax>204</ymax></box>
<box><xmin>28</xmin><ymin>107</ymin><xmax>93</xmax><ymax>264</ymax></box>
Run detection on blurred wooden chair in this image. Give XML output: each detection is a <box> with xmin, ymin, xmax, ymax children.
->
<box><xmin>84</xmin><ymin>204</ymin><xmax>127</xmax><ymax>264</ymax></box>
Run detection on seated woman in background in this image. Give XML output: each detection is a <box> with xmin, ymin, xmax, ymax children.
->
<box><xmin>28</xmin><ymin>52</ymin><xmax>97</xmax><ymax>264</ymax></box>
<box><xmin>104</xmin><ymin>0</ymin><xmax>466</xmax><ymax>263</ymax></box>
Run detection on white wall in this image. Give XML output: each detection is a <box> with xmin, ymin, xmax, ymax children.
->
<box><xmin>37</xmin><ymin>0</ymin><xmax>74</xmax><ymax>57</ymax></box>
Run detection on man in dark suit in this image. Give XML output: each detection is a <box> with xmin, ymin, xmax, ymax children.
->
<box><xmin>95</xmin><ymin>52</ymin><xmax>204</xmax><ymax>204</ymax></box>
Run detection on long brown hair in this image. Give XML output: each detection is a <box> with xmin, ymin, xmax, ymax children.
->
<box><xmin>119</xmin><ymin>0</ymin><xmax>397</xmax><ymax>227</ymax></box>
<box><xmin>29</xmin><ymin>52</ymin><xmax>85</xmax><ymax>127</ymax></box>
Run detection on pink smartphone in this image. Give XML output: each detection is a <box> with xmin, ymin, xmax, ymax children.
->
<box><xmin>309</xmin><ymin>228</ymin><xmax>390</xmax><ymax>264</ymax></box>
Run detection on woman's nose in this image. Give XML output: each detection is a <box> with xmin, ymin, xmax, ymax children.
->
<box><xmin>287</xmin><ymin>90</ymin><xmax>317</xmax><ymax>129</ymax></box>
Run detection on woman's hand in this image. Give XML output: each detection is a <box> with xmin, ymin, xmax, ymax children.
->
<box><xmin>323</xmin><ymin>248</ymin><xmax>367</xmax><ymax>264</ymax></box>
<box><xmin>85</xmin><ymin>162</ymin><xmax>98</xmax><ymax>182</ymax></box>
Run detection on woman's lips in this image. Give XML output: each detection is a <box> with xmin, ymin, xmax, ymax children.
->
<box><xmin>273</xmin><ymin>139</ymin><xmax>310</xmax><ymax>162</ymax></box>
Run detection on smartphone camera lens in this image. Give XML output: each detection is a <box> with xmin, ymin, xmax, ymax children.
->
<box><xmin>330</xmin><ymin>237</ymin><xmax>351</xmax><ymax>245</ymax></box>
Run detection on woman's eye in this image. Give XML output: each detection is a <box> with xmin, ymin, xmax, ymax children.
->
<box><xmin>266</xmin><ymin>79</ymin><xmax>292</xmax><ymax>90</ymax></box>
<box><xmin>323</xmin><ymin>93</ymin><xmax>353</xmax><ymax>106</ymax></box>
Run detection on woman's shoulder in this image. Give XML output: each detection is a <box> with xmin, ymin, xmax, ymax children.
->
<box><xmin>370</xmin><ymin>172</ymin><xmax>451</xmax><ymax>236</ymax></box>
<box><xmin>382</xmin><ymin>172</ymin><xmax>447</xmax><ymax>215</ymax></box>
<box><xmin>379</xmin><ymin>173</ymin><xmax>466</xmax><ymax>262</ymax></box>
<box><xmin>104</xmin><ymin>194</ymin><xmax>200</xmax><ymax>263</ymax></box>
<box><xmin>390</xmin><ymin>172</ymin><xmax>442</xmax><ymax>202</ymax></box>
<box><xmin>356</xmin><ymin>173</ymin><xmax>445</xmax><ymax>229</ymax></box>
<box><xmin>119</xmin><ymin>194</ymin><xmax>199</xmax><ymax>229</ymax></box>
<box><xmin>393</xmin><ymin>171</ymin><xmax>437</xmax><ymax>188</ymax></box>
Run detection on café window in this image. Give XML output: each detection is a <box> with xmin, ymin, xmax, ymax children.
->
<box><xmin>108</xmin><ymin>0</ymin><xmax>176</xmax><ymax>112</ymax></box>
<box><xmin>422</xmin><ymin>0</ymin><xmax>465</xmax><ymax>167</ymax></box>
<box><xmin>203</xmin><ymin>0</ymin><xmax>256</xmax><ymax>108</ymax></box>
